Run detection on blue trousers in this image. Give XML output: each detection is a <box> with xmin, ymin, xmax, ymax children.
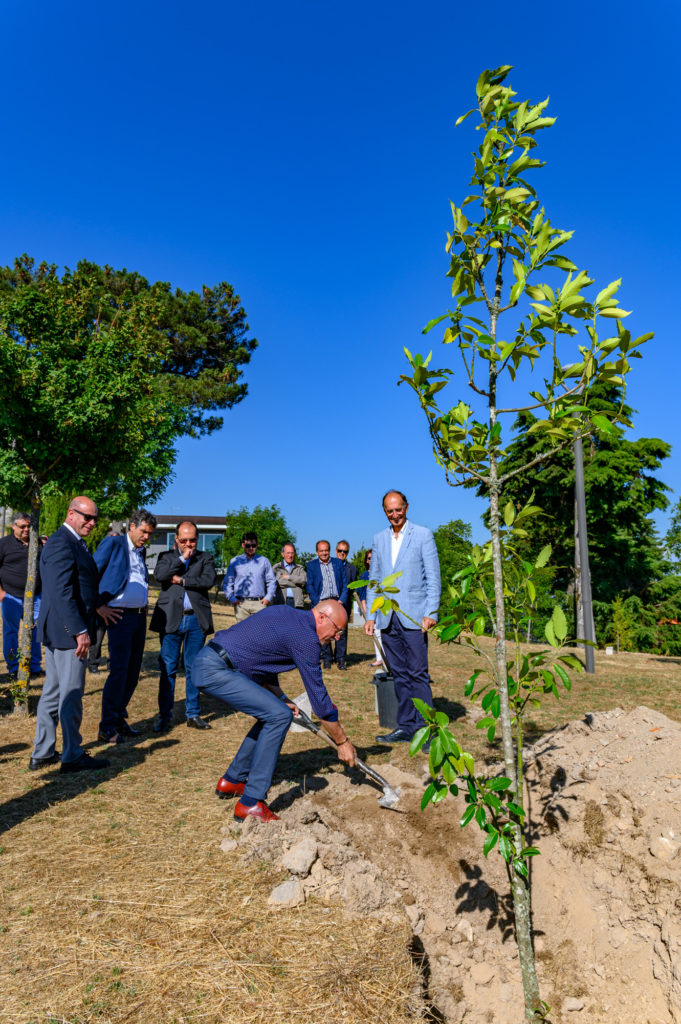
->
<box><xmin>2</xmin><ymin>593</ymin><xmax>42</xmax><ymax>674</ymax></box>
<box><xmin>192</xmin><ymin>644</ymin><xmax>293</xmax><ymax>803</ymax></box>
<box><xmin>99</xmin><ymin>609</ymin><xmax>146</xmax><ymax>735</ymax></box>
<box><xmin>381</xmin><ymin>614</ymin><xmax>433</xmax><ymax>736</ymax></box>
<box><xmin>158</xmin><ymin>613</ymin><xmax>205</xmax><ymax>719</ymax></box>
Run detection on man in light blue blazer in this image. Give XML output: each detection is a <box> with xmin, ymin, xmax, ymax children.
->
<box><xmin>364</xmin><ymin>490</ymin><xmax>440</xmax><ymax>743</ymax></box>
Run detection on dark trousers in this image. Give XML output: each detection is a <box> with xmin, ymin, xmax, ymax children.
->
<box><xmin>2</xmin><ymin>594</ymin><xmax>42</xmax><ymax>674</ymax></box>
<box><xmin>99</xmin><ymin>608</ymin><xmax>146</xmax><ymax>735</ymax></box>
<box><xmin>193</xmin><ymin>644</ymin><xmax>293</xmax><ymax>802</ymax></box>
<box><xmin>381</xmin><ymin>614</ymin><xmax>432</xmax><ymax>736</ymax></box>
<box><xmin>87</xmin><ymin>619</ymin><xmax>106</xmax><ymax>669</ymax></box>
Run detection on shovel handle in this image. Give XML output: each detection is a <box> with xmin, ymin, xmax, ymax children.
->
<box><xmin>293</xmin><ymin>706</ymin><xmax>393</xmax><ymax>790</ymax></box>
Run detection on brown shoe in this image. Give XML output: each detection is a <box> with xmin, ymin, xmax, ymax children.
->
<box><xmin>233</xmin><ymin>800</ymin><xmax>279</xmax><ymax>823</ymax></box>
<box><xmin>216</xmin><ymin>777</ymin><xmax>245</xmax><ymax>799</ymax></box>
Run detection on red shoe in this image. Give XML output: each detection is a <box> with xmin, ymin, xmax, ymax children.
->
<box><xmin>233</xmin><ymin>800</ymin><xmax>279</xmax><ymax>823</ymax></box>
<box><xmin>215</xmin><ymin>777</ymin><xmax>245</xmax><ymax>799</ymax></box>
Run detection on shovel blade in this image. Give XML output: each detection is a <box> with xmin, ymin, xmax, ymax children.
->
<box><xmin>378</xmin><ymin>785</ymin><xmax>402</xmax><ymax>810</ymax></box>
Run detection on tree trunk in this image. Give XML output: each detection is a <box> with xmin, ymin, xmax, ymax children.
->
<box><xmin>488</xmin><ymin>462</ymin><xmax>542</xmax><ymax>1022</ymax></box>
<box><xmin>574</xmin><ymin>495</ymin><xmax>584</xmax><ymax>641</ymax></box>
<box><xmin>13</xmin><ymin>486</ymin><xmax>41</xmax><ymax>716</ymax></box>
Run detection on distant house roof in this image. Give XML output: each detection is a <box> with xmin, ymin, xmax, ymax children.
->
<box><xmin>152</xmin><ymin>515</ymin><xmax>227</xmax><ymax>530</ymax></box>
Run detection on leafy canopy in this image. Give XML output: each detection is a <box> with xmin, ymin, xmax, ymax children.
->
<box><xmin>0</xmin><ymin>256</ymin><xmax>256</xmax><ymax>511</ymax></box>
<box><xmin>220</xmin><ymin>505</ymin><xmax>295</xmax><ymax>567</ymax></box>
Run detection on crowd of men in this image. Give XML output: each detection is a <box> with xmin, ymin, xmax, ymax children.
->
<box><xmin>1</xmin><ymin>490</ymin><xmax>440</xmax><ymax>823</ymax></box>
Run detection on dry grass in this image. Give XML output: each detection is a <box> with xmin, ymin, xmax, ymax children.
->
<box><xmin>1</xmin><ymin>601</ymin><xmax>679</xmax><ymax>1023</ymax></box>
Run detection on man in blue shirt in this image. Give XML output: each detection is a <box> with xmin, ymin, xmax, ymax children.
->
<box><xmin>192</xmin><ymin>600</ymin><xmax>357</xmax><ymax>822</ymax></box>
<box><xmin>223</xmin><ymin>531</ymin><xmax>276</xmax><ymax>621</ymax></box>
<box><xmin>306</xmin><ymin>540</ymin><xmax>347</xmax><ymax>669</ymax></box>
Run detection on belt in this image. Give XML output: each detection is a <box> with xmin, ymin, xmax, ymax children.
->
<box><xmin>118</xmin><ymin>606</ymin><xmax>147</xmax><ymax>615</ymax></box>
<box><xmin>182</xmin><ymin>609</ymin><xmax>195</xmax><ymax>615</ymax></box>
<box><xmin>237</xmin><ymin>596</ymin><xmax>264</xmax><ymax>602</ymax></box>
<box><xmin>207</xmin><ymin>640</ymin><xmax>235</xmax><ymax>669</ymax></box>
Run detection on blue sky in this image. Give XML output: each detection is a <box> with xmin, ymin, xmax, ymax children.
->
<box><xmin>2</xmin><ymin>1</ymin><xmax>679</xmax><ymax>554</ymax></box>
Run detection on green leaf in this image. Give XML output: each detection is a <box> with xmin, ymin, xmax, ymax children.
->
<box><xmin>409</xmin><ymin>727</ymin><xmax>429</xmax><ymax>755</ymax></box>
<box><xmin>460</xmin><ymin>805</ymin><xmax>476</xmax><ymax>827</ymax></box>
<box><xmin>551</xmin><ymin>605</ymin><xmax>568</xmax><ymax>642</ymax></box>
<box><xmin>472</xmin><ymin>615</ymin><xmax>486</xmax><ymax>636</ymax></box>
<box><xmin>514</xmin><ymin>858</ymin><xmax>529</xmax><ymax>880</ymax></box>
<box><xmin>599</xmin><ymin>308</ymin><xmax>631</xmax><ymax>319</ymax></box>
<box><xmin>483</xmin><ymin>829</ymin><xmax>499</xmax><ymax>857</ymax></box>
<box><xmin>503</xmin><ymin>502</ymin><xmax>515</xmax><ymax>526</ymax></box>
<box><xmin>544</xmin><ymin>619</ymin><xmax>557</xmax><ymax>646</ymax></box>
<box><xmin>421</xmin><ymin>782</ymin><xmax>436</xmax><ymax>810</ymax></box>
<box><xmin>455</xmin><ymin>108</ymin><xmax>476</xmax><ymax>127</ymax></box>
<box><xmin>534</xmin><ymin>544</ymin><xmax>551</xmax><ymax>568</ymax></box>
<box><xmin>413</xmin><ymin>698</ymin><xmax>435</xmax><ymax>721</ymax></box>
<box><xmin>487</xmin><ymin>776</ymin><xmax>512</xmax><ymax>791</ymax></box>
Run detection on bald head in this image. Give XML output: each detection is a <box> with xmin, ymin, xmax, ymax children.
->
<box><xmin>313</xmin><ymin>600</ymin><xmax>348</xmax><ymax>644</ymax></box>
<box><xmin>65</xmin><ymin>495</ymin><xmax>98</xmax><ymax>538</ymax></box>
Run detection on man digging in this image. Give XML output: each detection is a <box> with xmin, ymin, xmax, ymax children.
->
<box><xmin>192</xmin><ymin>600</ymin><xmax>357</xmax><ymax>822</ymax></box>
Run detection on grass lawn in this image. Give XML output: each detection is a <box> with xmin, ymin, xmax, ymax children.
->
<box><xmin>1</xmin><ymin>599</ymin><xmax>679</xmax><ymax>1023</ymax></box>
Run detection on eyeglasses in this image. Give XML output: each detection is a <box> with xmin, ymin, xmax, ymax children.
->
<box><xmin>71</xmin><ymin>510</ymin><xmax>98</xmax><ymax>523</ymax></box>
<box><xmin>244</xmin><ymin>542</ymin><xmax>257</xmax><ymax>549</ymax></box>
<box><xmin>336</xmin><ymin>548</ymin><xmax>349</xmax><ymax>555</ymax></box>
<box><xmin>322</xmin><ymin>612</ymin><xmax>344</xmax><ymax>635</ymax></box>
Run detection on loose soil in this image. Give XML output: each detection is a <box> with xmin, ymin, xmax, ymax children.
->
<box><xmin>2</xmin><ymin>606</ymin><xmax>680</xmax><ymax>1023</ymax></box>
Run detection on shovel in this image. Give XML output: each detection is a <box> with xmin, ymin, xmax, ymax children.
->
<box><xmin>292</xmin><ymin>705</ymin><xmax>402</xmax><ymax>810</ymax></box>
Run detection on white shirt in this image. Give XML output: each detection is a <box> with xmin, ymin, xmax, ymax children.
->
<box><xmin>391</xmin><ymin>520</ymin><xmax>408</xmax><ymax>569</ymax></box>
<box><xmin>108</xmin><ymin>534</ymin><xmax>148</xmax><ymax>608</ymax></box>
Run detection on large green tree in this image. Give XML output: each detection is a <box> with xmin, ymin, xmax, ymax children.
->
<box><xmin>0</xmin><ymin>255</ymin><xmax>256</xmax><ymax>708</ymax></box>
<box><xmin>433</xmin><ymin>518</ymin><xmax>473</xmax><ymax>615</ymax></box>
<box><xmin>220</xmin><ymin>505</ymin><xmax>295</xmax><ymax>567</ymax></box>
<box><xmin>490</xmin><ymin>382</ymin><xmax>670</xmax><ymax>604</ymax></box>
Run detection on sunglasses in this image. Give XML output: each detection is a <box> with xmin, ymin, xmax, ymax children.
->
<box><xmin>72</xmin><ymin>510</ymin><xmax>98</xmax><ymax>523</ymax></box>
<box><xmin>336</xmin><ymin>548</ymin><xmax>349</xmax><ymax>555</ymax></box>
<box><xmin>244</xmin><ymin>542</ymin><xmax>257</xmax><ymax>548</ymax></box>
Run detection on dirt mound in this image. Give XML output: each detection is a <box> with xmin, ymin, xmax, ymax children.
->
<box><xmin>220</xmin><ymin>706</ymin><xmax>681</xmax><ymax>1023</ymax></box>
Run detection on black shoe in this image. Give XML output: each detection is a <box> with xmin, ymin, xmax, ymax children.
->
<box><xmin>186</xmin><ymin>716</ymin><xmax>211</xmax><ymax>730</ymax></box>
<box><xmin>153</xmin><ymin>715</ymin><xmax>173</xmax><ymax>734</ymax></box>
<box><xmin>88</xmin><ymin>665</ymin><xmax>100</xmax><ymax>674</ymax></box>
<box><xmin>60</xmin><ymin>752</ymin><xmax>110</xmax><ymax>774</ymax></box>
<box><xmin>116</xmin><ymin>721</ymin><xmax>141</xmax><ymax>737</ymax></box>
<box><xmin>98</xmin><ymin>730</ymin><xmax>124</xmax><ymax>745</ymax></box>
<box><xmin>376</xmin><ymin>728</ymin><xmax>412</xmax><ymax>744</ymax></box>
<box><xmin>337</xmin><ymin>661</ymin><xmax>347</xmax><ymax>671</ymax></box>
<box><xmin>321</xmin><ymin>662</ymin><xmax>332</xmax><ymax>670</ymax></box>
<box><xmin>29</xmin><ymin>752</ymin><xmax>60</xmax><ymax>770</ymax></box>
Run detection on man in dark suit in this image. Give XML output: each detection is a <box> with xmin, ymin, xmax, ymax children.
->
<box><xmin>30</xmin><ymin>496</ymin><xmax>110</xmax><ymax>773</ymax></box>
<box><xmin>306</xmin><ymin>540</ymin><xmax>347</xmax><ymax>669</ymax></box>
<box><xmin>333</xmin><ymin>540</ymin><xmax>357</xmax><ymax>670</ymax></box>
<box><xmin>94</xmin><ymin>509</ymin><xmax>157</xmax><ymax>744</ymax></box>
<box><xmin>149</xmin><ymin>519</ymin><xmax>217</xmax><ymax>733</ymax></box>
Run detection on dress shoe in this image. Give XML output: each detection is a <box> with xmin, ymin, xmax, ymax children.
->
<box><xmin>153</xmin><ymin>715</ymin><xmax>173</xmax><ymax>734</ymax></box>
<box><xmin>60</xmin><ymin>752</ymin><xmax>110</xmax><ymax>774</ymax></box>
<box><xmin>233</xmin><ymin>799</ymin><xmax>279</xmax><ymax>823</ymax></box>
<box><xmin>29</xmin><ymin>752</ymin><xmax>60</xmax><ymax>770</ymax></box>
<box><xmin>116</xmin><ymin>721</ymin><xmax>141</xmax><ymax>737</ymax></box>
<box><xmin>337</xmin><ymin>661</ymin><xmax>347</xmax><ymax>671</ymax></box>
<box><xmin>98</xmin><ymin>730</ymin><xmax>124</xmax><ymax>745</ymax></box>
<box><xmin>186</xmin><ymin>716</ymin><xmax>211</xmax><ymax>730</ymax></box>
<box><xmin>216</xmin><ymin>777</ymin><xmax>245</xmax><ymax>799</ymax></box>
<box><xmin>376</xmin><ymin>727</ymin><xmax>412</xmax><ymax>744</ymax></box>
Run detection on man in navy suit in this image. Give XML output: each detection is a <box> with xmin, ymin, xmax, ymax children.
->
<box><xmin>30</xmin><ymin>496</ymin><xmax>110</xmax><ymax>773</ymax></box>
<box><xmin>365</xmin><ymin>490</ymin><xmax>440</xmax><ymax>743</ymax></box>
<box><xmin>306</xmin><ymin>540</ymin><xmax>348</xmax><ymax>669</ymax></box>
<box><xmin>94</xmin><ymin>509</ymin><xmax>157</xmax><ymax>744</ymax></box>
<box><xmin>333</xmin><ymin>540</ymin><xmax>357</xmax><ymax>670</ymax></box>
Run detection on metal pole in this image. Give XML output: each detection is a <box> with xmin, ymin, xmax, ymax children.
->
<box><xmin>573</xmin><ymin>435</ymin><xmax>595</xmax><ymax>673</ymax></box>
